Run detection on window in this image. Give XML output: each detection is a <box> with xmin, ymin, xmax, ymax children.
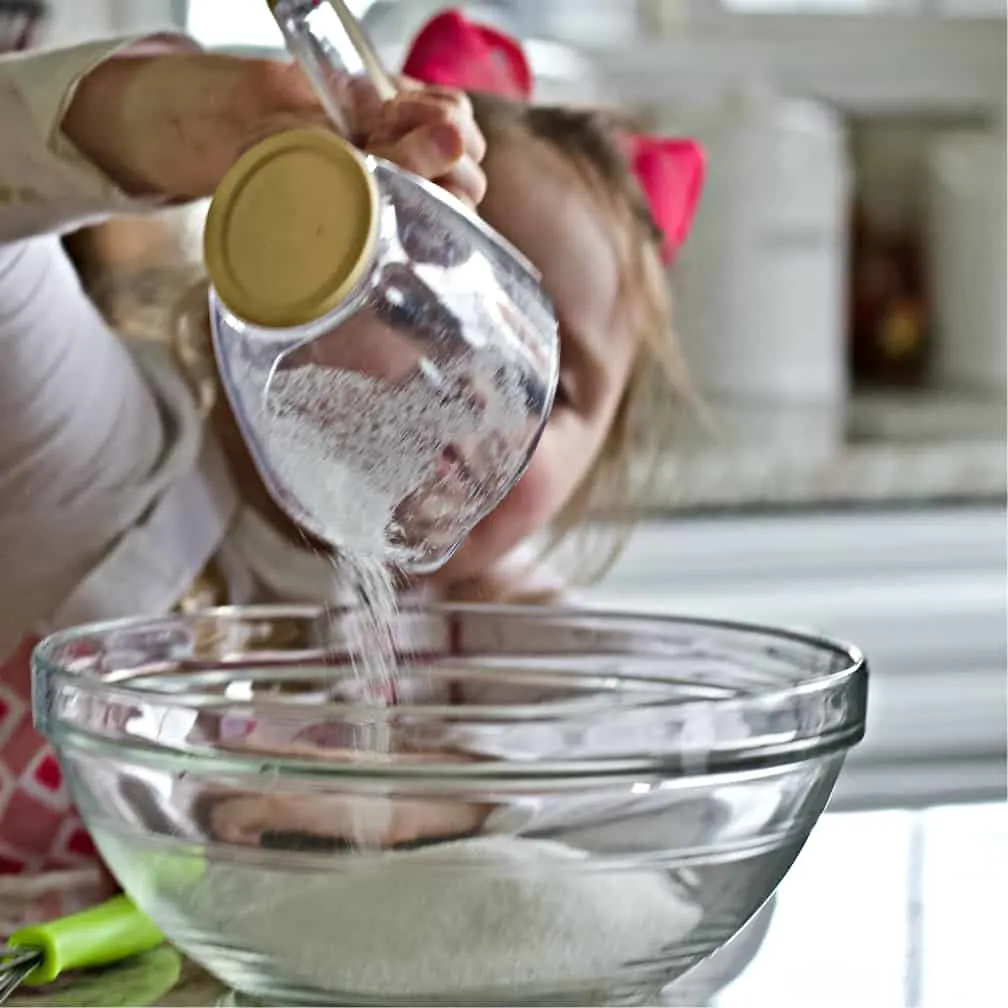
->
<box><xmin>186</xmin><ymin>0</ymin><xmax>378</xmax><ymax>49</ymax></box>
<box><xmin>186</xmin><ymin>0</ymin><xmax>282</xmax><ymax>48</ymax></box>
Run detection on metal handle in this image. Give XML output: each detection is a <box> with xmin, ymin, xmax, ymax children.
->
<box><xmin>325</xmin><ymin>0</ymin><xmax>397</xmax><ymax>100</ymax></box>
<box><xmin>266</xmin><ymin>0</ymin><xmax>397</xmax><ymax>135</ymax></box>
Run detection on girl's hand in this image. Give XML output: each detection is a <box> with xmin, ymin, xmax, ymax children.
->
<box><xmin>61</xmin><ymin>51</ymin><xmax>486</xmax><ymax>206</ymax></box>
<box><xmin>354</xmin><ymin>76</ymin><xmax>487</xmax><ymax>207</ymax></box>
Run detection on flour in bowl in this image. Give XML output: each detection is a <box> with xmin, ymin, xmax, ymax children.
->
<box><xmin>188</xmin><ymin>835</ymin><xmax>701</xmax><ymax>997</ymax></box>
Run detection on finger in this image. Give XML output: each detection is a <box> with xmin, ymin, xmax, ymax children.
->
<box><xmin>459</xmin><ymin>118</ymin><xmax>487</xmax><ymax>169</ymax></box>
<box><xmin>369</xmin><ymin>120</ymin><xmax>466</xmax><ymax>184</ymax></box>
<box><xmin>408</xmin><ymin>83</ymin><xmax>469</xmax><ymax>104</ymax></box>
<box><xmin>376</xmin><ymin>91</ymin><xmax>486</xmax><ymax>165</ymax></box>
<box><xmin>433</xmin><ymin>155</ymin><xmax>488</xmax><ymax>209</ymax></box>
<box><xmin>412</xmin><ymin>91</ymin><xmax>485</xmax><ymax>165</ymax></box>
<box><xmin>394</xmin><ymin>74</ymin><xmax>422</xmax><ymax>93</ymax></box>
<box><xmin>343</xmin><ymin>75</ymin><xmax>423</xmax><ymax>144</ymax></box>
<box><xmin>342</xmin><ymin>74</ymin><xmax>386</xmax><ymax>141</ymax></box>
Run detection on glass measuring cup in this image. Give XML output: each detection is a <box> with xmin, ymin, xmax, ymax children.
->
<box><xmin>204</xmin><ymin>4</ymin><xmax>559</xmax><ymax>572</ymax></box>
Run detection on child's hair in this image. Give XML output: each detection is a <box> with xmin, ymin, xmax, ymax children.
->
<box><xmin>469</xmin><ymin>93</ymin><xmax>693</xmax><ymax>583</ymax></box>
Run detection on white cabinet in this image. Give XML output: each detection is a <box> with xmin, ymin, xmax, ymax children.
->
<box><xmin>934</xmin><ymin>0</ymin><xmax>1006</xmax><ymax>13</ymax></box>
<box><xmin>44</xmin><ymin>0</ymin><xmax>183</xmax><ymax>43</ymax></box>
<box><xmin>581</xmin><ymin>506</ymin><xmax>1008</xmax><ymax>810</ymax></box>
<box><xmin>108</xmin><ymin>0</ymin><xmax>185</xmax><ymax>34</ymax></box>
<box><xmin>44</xmin><ymin>0</ymin><xmax>115</xmax><ymax>43</ymax></box>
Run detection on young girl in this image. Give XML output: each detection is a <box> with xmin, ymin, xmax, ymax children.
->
<box><xmin>0</xmin><ymin>10</ymin><xmax>703</xmax><ymax>921</ymax></box>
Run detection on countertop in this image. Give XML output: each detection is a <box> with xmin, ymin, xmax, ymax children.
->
<box><xmin>618</xmin><ymin>389</ymin><xmax>1006</xmax><ymax>517</ymax></box>
<box><xmin>10</xmin><ymin>801</ymin><xmax>1002</xmax><ymax>1007</ymax></box>
<box><xmin>713</xmin><ymin>801</ymin><xmax>1007</xmax><ymax>1008</ymax></box>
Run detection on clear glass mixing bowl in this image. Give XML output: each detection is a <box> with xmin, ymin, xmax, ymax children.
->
<box><xmin>32</xmin><ymin>605</ymin><xmax>868</xmax><ymax>1007</ymax></box>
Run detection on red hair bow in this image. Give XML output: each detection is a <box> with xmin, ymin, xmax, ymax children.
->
<box><xmin>402</xmin><ymin>9</ymin><xmax>705</xmax><ymax>263</ymax></box>
<box><xmin>402</xmin><ymin>8</ymin><xmax>532</xmax><ymax>101</ymax></box>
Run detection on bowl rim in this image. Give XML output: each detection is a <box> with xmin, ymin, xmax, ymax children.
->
<box><xmin>31</xmin><ymin>603</ymin><xmax>869</xmax><ymax>782</ymax></box>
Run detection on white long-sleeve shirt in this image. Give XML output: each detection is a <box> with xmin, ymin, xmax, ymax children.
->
<box><xmin>0</xmin><ymin>35</ymin><xmax>246</xmax><ymax>919</ymax></box>
<box><xmin>0</xmin><ymin>34</ymin><xmax>242</xmax><ymax>665</ymax></box>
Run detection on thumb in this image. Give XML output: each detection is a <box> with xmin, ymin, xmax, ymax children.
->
<box><xmin>369</xmin><ymin>121</ymin><xmax>464</xmax><ymax>182</ymax></box>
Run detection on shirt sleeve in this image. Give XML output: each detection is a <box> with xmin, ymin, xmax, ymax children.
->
<box><xmin>0</xmin><ymin>33</ymin><xmax>199</xmax><ymax>241</ymax></box>
<box><xmin>0</xmin><ymin>236</ymin><xmax>237</xmax><ymax>663</ymax></box>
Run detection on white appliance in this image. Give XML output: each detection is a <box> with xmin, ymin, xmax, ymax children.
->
<box><xmin>672</xmin><ymin>85</ymin><xmax>852</xmax><ymax>455</ymax></box>
<box><xmin>926</xmin><ymin>128</ymin><xmax>1007</xmax><ymax>393</ymax></box>
<box><xmin>584</xmin><ymin>506</ymin><xmax>1008</xmax><ymax>811</ymax></box>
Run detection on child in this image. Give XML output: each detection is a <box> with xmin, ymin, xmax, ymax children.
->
<box><xmin>0</xmin><ymin>10</ymin><xmax>703</xmax><ymax>920</ymax></box>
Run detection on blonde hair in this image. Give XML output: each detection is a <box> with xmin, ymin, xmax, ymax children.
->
<box><xmin>469</xmin><ymin>94</ymin><xmax>693</xmax><ymax>584</ymax></box>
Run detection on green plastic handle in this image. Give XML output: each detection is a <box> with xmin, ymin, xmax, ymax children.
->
<box><xmin>7</xmin><ymin>895</ymin><xmax>164</xmax><ymax>986</ymax></box>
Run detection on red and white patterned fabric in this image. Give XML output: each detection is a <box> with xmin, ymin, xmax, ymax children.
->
<box><xmin>0</xmin><ymin>635</ymin><xmax>116</xmax><ymax>932</ymax></box>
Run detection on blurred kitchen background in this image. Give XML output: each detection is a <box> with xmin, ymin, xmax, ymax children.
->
<box><xmin>24</xmin><ymin>3</ymin><xmax>1008</xmax><ymax>1003</ymax></box>
<box><xmin>43</xmin><ymin>0</ymin><xmax>1007</xmax><ymax>811</ymax></box>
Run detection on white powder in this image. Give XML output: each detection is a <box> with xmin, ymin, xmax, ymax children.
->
<box><xmin>191</xmin><ymin>835</ymin><xmax>702</xmax><ymax>997</ymax></box>
<box><xmin>262</xmin><ymin>361</ymin><xmax>529</xmax><ymax>563</ymax></box>
<box><xmin>336</xmin><ymin>552</ymin><xmax>399</xmax><ymax>847</ymax></box>
<box><xmin>244</xmin><ymin>358</ymin><xmax>529</xmax><ymax>683</ymax></box>
<box><xmin>256</xmin><ymin>357</ymin><xmax>526</xmax><ymax>684</ymax></box>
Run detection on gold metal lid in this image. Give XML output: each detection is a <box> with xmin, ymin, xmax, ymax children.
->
<box><xmin>204</xmin><ymin>128</ymin><xmax>379</xmax><ymax>329</ymax></box>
